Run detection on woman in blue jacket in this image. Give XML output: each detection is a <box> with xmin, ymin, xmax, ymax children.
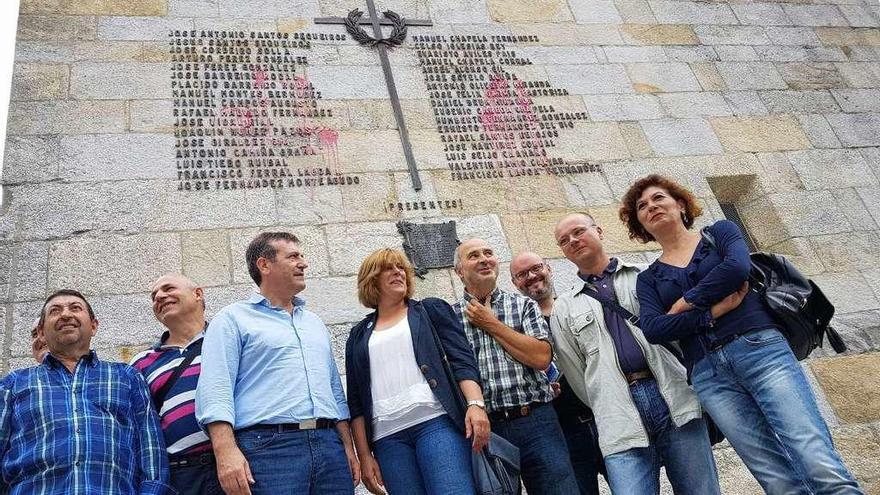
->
<box><xmin>620</xmin><ymin>175</ymin><xmax>860</xmax><ymax>495</ymax></box>
<box><xmin>345</xmin><ymin>248</ymin><xmax>490</xmax><ymax>495</ymax></box>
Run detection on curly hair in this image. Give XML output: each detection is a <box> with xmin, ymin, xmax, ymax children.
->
<box><xmin>357</xmin><ymin>248</ymin><xmax>416</xmax><ymax>309</ymax></box>
<box><xmin>618</xmin><ymin>174</ymin><xmax>703</xmax><ymax>244</ymax></box>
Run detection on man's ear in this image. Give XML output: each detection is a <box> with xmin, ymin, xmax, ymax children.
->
<box><xmin>257</xmin><ymin>256</ymin><xmax>271</xmax><ymax>275</ymax></box>
<box><xmin>595</xmin><ymin>225</ymin><xmax>605</xmax><ymax>240</ymax></box>
<box><xmin>194</xmin><ymin>287</ymin><xmax>205</xmax><ymax>301</ymax></box>
<box><xmin>90</xmin><ymin>319</ymin><xmax>99</xmax><ymax>337</ymax></box>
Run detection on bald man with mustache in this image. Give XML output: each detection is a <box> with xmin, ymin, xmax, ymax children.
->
<box><xmin>130</xmin><ymin>274</ymin><xmax>221</xmax><ymax>495</ymax></box>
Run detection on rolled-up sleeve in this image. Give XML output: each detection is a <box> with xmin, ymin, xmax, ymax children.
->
<box><xmin>196</xmin><ymin>310</ymin><xmax>240</xmax><ymax>427</ymax></box>
<box><xmin>424</xmin><ymin>298</ymin><xmax>481</xmax><ymax>384</ymax></box>
<box><xmin>130</xmin><ymin>370</ymin><xmax>173</xmax><ymax>495</ymax></box>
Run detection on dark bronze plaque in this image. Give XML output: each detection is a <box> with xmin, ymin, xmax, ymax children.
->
<box><xmin>397</xmin><ymin>220</ymin><xmax>458</xmax><ymax>277</ymax></box>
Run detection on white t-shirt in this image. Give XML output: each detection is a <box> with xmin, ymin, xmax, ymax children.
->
<box><xmin>368</xmin><ymin>316</ymin><xmax>445</xmax><ymax>441</ymax></box>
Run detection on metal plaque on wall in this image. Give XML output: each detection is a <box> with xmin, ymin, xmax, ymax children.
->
<box><xmin>397</xmin><ymin>220</ymin><xmax>458</xmax><ymax>277</ymax></box>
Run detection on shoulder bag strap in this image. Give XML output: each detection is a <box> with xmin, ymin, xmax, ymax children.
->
<box><xmin>580</xmin><ymin>286</ymin><xmax>639</xmax><ymax>326</ymax></box>
<box><xmin>152</xmin><ymin>339</ymin><xmax>202</xmax><ymax>414</ymax></box>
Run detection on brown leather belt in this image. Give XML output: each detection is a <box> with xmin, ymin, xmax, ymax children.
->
<box><xmin>624</xmin><ymin>370</ymin><xmax>654</xmax><ymax>386</ymax></box>
<box><xmin>489</xmin><ymin>401</ymin><xmax>547</xmax><ymax>422</ymax></box>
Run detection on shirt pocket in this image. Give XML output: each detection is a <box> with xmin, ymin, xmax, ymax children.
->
<box><xmin>568</xmin><ymin>310</ymin><xmax>600</xmax><ymax>357</ymax></box>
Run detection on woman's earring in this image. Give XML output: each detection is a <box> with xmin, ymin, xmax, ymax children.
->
<box><xmin>681</xmin><ymin>210</ymin><xmax>689</xmax><ymax>224</ymax></box>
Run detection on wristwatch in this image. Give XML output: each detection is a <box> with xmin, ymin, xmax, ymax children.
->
<box><xmin>467</xmin><ymin>399</ymin><xmax>486</xmax><ymax>409</ymax></box>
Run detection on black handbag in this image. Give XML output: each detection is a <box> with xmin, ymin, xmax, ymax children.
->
<box><xmin>700</xmin><ymin>227</ymin><xmax>847</xmax><ymax>360</ymax></box>
<box><xmin>416</xmin><ymin>302</ymin><xmax>522</xmax><ymax>495</ymax></box>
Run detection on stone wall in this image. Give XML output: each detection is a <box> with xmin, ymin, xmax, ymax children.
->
<box><xmin>3</xmin><ymin>0</ymin><xmax>880</xmax><ymax>492</ymax></box>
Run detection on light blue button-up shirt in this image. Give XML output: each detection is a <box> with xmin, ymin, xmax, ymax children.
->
<box><xmin>196</xmin><ymin>293</ymin><xmax>350</xmax><ymax>429</ymax></box>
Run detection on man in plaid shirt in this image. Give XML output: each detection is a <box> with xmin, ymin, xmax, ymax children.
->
<box><xmin>0</xmin><ymin>289</ymin><xmax>172</xmax><ymax>495</ymax></box>
<box><xmin>453</xmin><ymin>238</ymin><xmax>579</xmax><ymax>495</ymax></box>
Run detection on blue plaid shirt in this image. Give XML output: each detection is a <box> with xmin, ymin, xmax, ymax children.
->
<box><xmin>0</xmin><ymin>351</ymin><xmax>173</xmax><ymax>495</ymax></box>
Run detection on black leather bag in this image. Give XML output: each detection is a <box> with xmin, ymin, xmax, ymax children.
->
<box><xmin>701</xmin><ymin>228</ymin><xmax>847</xmax><ymax>360</ymax></box>
<box><xmin>417</xmin><ymin>302</ymin><xmax>522</xmax><ymax>495</ymax></box>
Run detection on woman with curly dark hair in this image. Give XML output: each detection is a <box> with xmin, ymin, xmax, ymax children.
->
<box><xmin>620</xmin><ymin>175</ymin><xmax>861</xmax><ymax>495</ymax></box>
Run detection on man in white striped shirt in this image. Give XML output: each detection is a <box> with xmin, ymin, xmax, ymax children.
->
<box><xmin>130</xmin><ymin>274</ymin><xmax>221</xmax><ymax>495</ymax></box>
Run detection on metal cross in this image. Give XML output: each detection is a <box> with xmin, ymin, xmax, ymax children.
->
<box><xmin>315</xmin><ymin>0</ymin><xmax>432</xmax><ymax>190</ymax></box>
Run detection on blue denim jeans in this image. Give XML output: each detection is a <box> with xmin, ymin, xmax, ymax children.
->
<box><xmin>372</xmin><ymin>415</ymin><xmax>474</xmax><ymax>495</ymax></box>
<box><xmin>170</xmin><ymin>461</ymin><xmax>223</xmax><ymax>495</ymax></box>
<box><xmin>692</xmin><ymin>327</ymin><xmax>862</xmax><ymax>495</ymax></box>
<box><xmin>490</xmin><ymin>402</ymin><xmax>579</xmax><ymax>495</ymax></box>
<box><xmin>560</xmin><ymin>418</ymin><xmax>605</xmax><ymax>495</ymax></box>
<box><xmin>603</xmin><ymin>378</ymin><xmax>720</xmax><ymax>495</ymax></box>
<box><xmin>235</xmin><ymin>427</ymin><xmax>354</xmax><ymax>495</ymax></box>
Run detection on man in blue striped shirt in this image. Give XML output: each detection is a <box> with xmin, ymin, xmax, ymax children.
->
<box><xmin>0</xmin><ymin>289</ymin><xmax>173</xmax><ymax>495</ymax></box>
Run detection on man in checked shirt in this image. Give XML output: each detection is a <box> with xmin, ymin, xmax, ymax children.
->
<box><xmin>452</xmin><ymin>238</ymin><xmax>579</xmax><ymax>495</ymax></box>
<box><xmin>0</xmin><ymin>289</ymin><xmax>172</xmax><ymax>495</ymax></box>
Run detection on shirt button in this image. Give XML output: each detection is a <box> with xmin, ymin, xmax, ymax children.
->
<box><xmin>419</xmin><ymin>365</ymin><xmax>429</xmax><ymax>374</ymax></box>
<box><xmin>428</xmin><ymin>379</ymin><xmax>438</xmax><ymax>388</ymax></box>
<box><xmin>75</xmin><ymin>461</ymin><xmax>81</xmax><ymax>466</ymax></box>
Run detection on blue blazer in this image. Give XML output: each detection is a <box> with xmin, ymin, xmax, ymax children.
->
<box><xmin>344</xmin><ymin>297</ymin><xmax>482</xmax><ymax>447</ymax></box>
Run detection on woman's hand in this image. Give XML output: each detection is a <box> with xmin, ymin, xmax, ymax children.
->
<box><xmin>360</xmin><ymin>454</ymin><xmax>386</xmax><ymax>495</ymax></box>
<box><xmin>711</xmin><ymin>281</ymin><xmax>749</xmax><ymax>320</ymax></box>
<box><xmin>465</xmin><ymin>404</ymin><xmax>491</xmax><ymax>452</ymax></box>
<box><xmin>667</xmin><ymin>297</ymin><xmax>694</xmax><ymax>315</ymax></box>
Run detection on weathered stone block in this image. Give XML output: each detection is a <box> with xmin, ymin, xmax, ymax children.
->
<box><xmin>129</xmin><ymin>100</ymin><xmax>174</xmax><ymax>133</ymax></box>
<box><xmin>640</xmin><ymin>118</ymin><xmax>723</xmax><ymax>157</ymax></box>
<box><xmin>713</xmin><ymin>46</ymin><xmax>759</xmax><ymax>62</ymax></box>
<box><xmin>229</xmin><ymin>225</ymin><xmax>329</xmax><ymax>284</ymax></box>
<box><xmin>716</xmin><ymin>62</ymin><xmax>787</xmax><ymax>91</ymax></box>
<box><xmin>181</xmin><ymin>230</ymin><xmax>232</xmax><ymax>287</ymax></box>
<box><xmin>48</xmin><ymin>233</ymin><xmax>181</xmax><ymax>296</ymax></box>
<box><xmin>812</xmin><ymin>353</ymin><xmax>880</xmax><ymax>423</ymax></box>
<box><xmin>508</xmin><ymin>23</ymin><xmax>621</xmax><ymax>46</ymax></box>
<box><xmin>759</xmin><ymin>89</ymin><xmax>840</xmax><ymax>114</ymax></box>
<box><xmin>300</xmin><ymin>276</ymin><xmax>367</xmax><ymax>325</ymax></box>
<box><xmin>217</xmin><ymin>0</ymin><xmax>318</xmax><ymax>17</ymax></box>
<box><xmin>663</xmin><ymin>46</ymin><xmax>716</xmax><ymax>62</ymax></box>
<box><xmin>428</xmin><ymin>0</ymin><xmax>491</xmax><ymax>24</ymax></box>
<box><xmin>568</xmin><ymin>0</ymin><xmax>621</xmax><ymax>24</ymax></box>
<box><xmin>20</xmin><ymin>0</ymin><xmax>63</xmax><ymax>14</ymax></box>
<box><xmin>517</xmin><ymin>46</ymin><xmax>598</xmax><ymax>65</ymax></box>
<box><xmin>618</xmin><ymin>121</ymin><xmax>654</xmax><ymax>158</ymax></box>
<box><xmin>545</xmin><ymin>64</ymin><xmax>633</xmax><ymax>94</ymax></box>
<box><xmin>783</xmin><ymin>4</ymin><xmax>848</xmax><ymax>27</ymax></box>
<box><xmin>558</xmin><ymin>171</ymin><xmax>615</xmax><ymax>207</ymax></box>
<box><xmin>618</xmin><ymin>24</ymin><xmax>697</xmax><ymax>45</ymax></box>
<box><xmin>817</xmin><ymin>28</ymin><xmax>880</xmax><ymax>47</ymax></box>
<box><xmin>59</xmin><ymin>134</ymin><xmax>175</xmax><ymax>181</ymax></box>
<box><xmin>836</xmin><ymin>62</ymin><xmax>880</xmax><ymax>88</ymax></box>
<box><xmin>756</xmin><ymin>46</ymin><xmax>848</xmax><ymax>63</ymax></box>
<box><xmin>15</xmin><ymin>40</ymin><xmax>143</xmax><ymax>63</ymax></box>
<box><xmin>812</xmin><ymin>272</ymin><xmax>880</xmax><ymax>314</ymax></box>
<box><xmin>826</xmin><ymin>113</ymin><xmax>880</xmax><ymax>147</ymax></box>
<box><xmin>583</xmin><ymin>94</ymin><xmax>664</xmax><ymax>121</ymax></box>
<box><xmin>3</xmin><ymin>242</ymin><xmax>49</xmax><ymax>302</ymax></box>
<box><xmin>627</xmin><ymin>62</ymin><xmax>701</xmax><ymax>93</ymax></box>
<box><xmin>779</xmin><ymin>62</ymin><xmax>845</xmax><ymax>90</ymax></box>
<box><xmin>766</xmin><ymin>27</ymin><xmax>821</xmax><ymax>46</ymax></box>
<box><xmin>764</xmin><ymin>237</ymin><xmax>825</xmax><ymax>276</ymax></box>
<box><xmin>602</xmin><ymin>46</ymin><xmax>667</xmax><ymax>63</ymax></box>
<box><xmin>857</xmin><ymin>187</ymin><xmax>880</xmax><ymax>226</ymax></box>
<box><xmin>88</xmin><ymin>293</ymin><xmax>167</xmax><ymax>349</ymax></box>
<box><xmin>844</xmin><ymin>46</ymin><xmax>880</xmax><ymax>62</ymax></box>
<box><xmin>613</xmin><ymin>0</ymin><xmax>655</xmax><ymax>24</ymax></box>
<box><xmin>788</xmin><ymin>150</ymin><xmax>877</xmax><ymax>189</ymax></box>
<box><xmin>862</xmin><ymin>148</ymin><xmax>880</xmax><ymax>177</ymax></box>
<box><xmin>324</xmin><ymin>222</ymin><xmax>401</xmax><ymax>276</ymax></box>
<box><xmin>711</xmin><ymin>116</ymin><xmax>810</xmax><ymax>153</ymax></box>
<box><xmin>168</xmin><ymin>0</ymin><xmax>220</xmax><ymax>17</ymax></box>
<box><xmin>69</xmin><ymin>62</ymin><xmax>172</xmax><ymax>100</ymax></box>
<box><xmin>796</xmin><ymin>114</ymin><xmax>842</xmax><ymax>148</ymax></box>
<box><xmin>10</xmin><ymin>63</ymin><xmax>68</xmax><ymax>100</ymax></box>
<box><xmin>2</xmin><ymin>135</ymin><xmax>60</xmax><ymax>184</ymax></box>
<box><xmin>65</xmin><ymin>0</ymin><xmax>167</xmax><ymax>16</ymax></box>
<box><xmin>829</xmin><ymin>423</ymin><xmax>880</xmax><ymax>482</ymax></box>
<box><xmin>552</xmin><ymin>122</ymin><xmax>631</xmax><ymax>162</ymax></box>
<box><xmin>731</xmin><ymin>3</ymin><xmax>792</xmax><ymax>26</ymax></box>
<box><xmin>648</xmin><ymin>1</ymin><xmax>737</xmax><ymax>25</ymax></box>
<box><xmin>811</xmin><ymin>231</ymin><xmax>880</xmax><ymax>273</ymax></box>
<box><xmin>17</xmin><ymin>15</ymin><xmax>97</xmax><ymax>41</ymax></box>
<box><xmin>455</xmin><ymin>214</ymin><xmax>513</xmax><ymax>262</ymax></box>
<box><xmin>7</xmin><ymin>100</ymin><xmax>126</xmax><ymax>135</ymax></box>
<box><xmin>743</xmin><ymin>190</ymin><xmax>850</xmax><ymax>245</ymax></box>
<box><xmin>831</xmin><ymin>89</ymin><xmax>880</xmax><ymax>113</ymax></box>
<box><xmin>694</xmin><ymin>25</ymin><xmax>770</xmax><ymax>46</ymax></box>
<box><xmin>97</xmin><ymin>16</ymin><xmax>193</xmax><ymax>41</ymax></box>
<box><xmin>659</xmin><ymin>92</ymin><xmax>731</xmax><ymax>117</ymax></box>
<box><xmin>837</xmin><ymin>5</ymin><xmax>880</xmax><ymax>29</ymax></box>
<box><xmin>486</xmin><ymin>0</ymin><xmax>572</xmax><ymax>23</ymax></box>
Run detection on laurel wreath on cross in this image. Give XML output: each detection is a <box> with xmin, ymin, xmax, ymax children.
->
<box><xmin>344</xmin><ymin>9</ymin><xmax>408</xmax><ymax>47</ymax></box>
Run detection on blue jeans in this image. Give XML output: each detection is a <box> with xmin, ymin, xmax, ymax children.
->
<box><xmin>235</xmin><ymin>427</ymin><xmax>354</xmax><ymax>495</ymax></box>
<box><xmin>560</xmin><ymin>418</ymin><xmax>605</xmax><ymax>495</ymax></box>
<box><xmin>372</xmin><ymin>415</ymin><xmax>475</xmax><ymax>495</ymax></box>
<box><xmin>692</xmin><ymin>327</ymin><xmax>862</xmax><ymax>495</ymax></box>
<box><xmin>170</xmin><ymin>461</ymin><xmax>223</xmax><ymax>495</ymax></box>
<box><xmin>490</xmin><ymin>402</ymin><xmax>579</xmax><ymax>495</ymax></box>
<box><xmin>603</xmin><ymin>379</ymin><xmax>720</xmax><ymax>495</ymax></box>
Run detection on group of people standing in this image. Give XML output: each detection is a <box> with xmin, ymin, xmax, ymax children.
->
<box><xmin>1</xmin><ymin>175</ymin><xmax>863</xmax><ymax>495</ymax></box>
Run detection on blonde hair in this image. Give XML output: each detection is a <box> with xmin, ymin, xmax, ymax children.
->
<box><xmin>357</xmin><ymin>248</ymin><xmax>416</xmax><ymax>308</ymax></box>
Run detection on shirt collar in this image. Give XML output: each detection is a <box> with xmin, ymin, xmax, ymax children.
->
<box><xmin>463</xmin><ymin>286</ymin><xmax>501</xmax><ymax>304</ymax></box>
<box><xmin>153</xmin><ymin>323</ymin><xmax>207</xmax><ymax>351</ymax></box>
<box><xmin>249</xmin><ymin>292</ymin><xmax>306</xmax><ymax>311</ymax></box>
<box><xmin>578</xmin><ymin>258</ymin><xmax>618</xmax><ymax>284</ymax></box>
<box><xmin>44</xmin><ymin>350</ymin><xmax>98</xmax><ymax>369</ymax></box>
<box><xmin>569</xmin><ymin>257</ymin><xmax>641</xmax><ymax>296</ymax></box>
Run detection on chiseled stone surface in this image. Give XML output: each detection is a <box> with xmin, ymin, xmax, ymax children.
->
<box><xmin>181</xmin><ymin>230</ymin><xmax>232</xmax><ymax>288</ymax></box>
<box><xmin>486</xmin><ymin>0</ymin><xmax>572</xmax><ymax>23</ymax></box>
<box><xmin>711</xmin><ymin>115</ymin><xmax>811</xmax><ymax>153</ymax></box>
<box><xmin>811</xmin><ymin>353</ymin><xmax>880</xmax><ymax>424</ymax></box>
<box><xmin>7</xmin><ymin>100</ymin><xmax>126</xmax><ymax>135</ymax></box>
<box><xmin>10</xmin><ymin>63</ymin><xmax>69</xmax><ymax>100</ymax></box>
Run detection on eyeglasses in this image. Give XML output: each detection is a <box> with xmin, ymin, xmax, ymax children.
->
<box><xmin>513</xmin><ymin>263</ymin><xmax>546</xmax><ymax>282</ymax></box>
<box><xmin>556</xmin><ymin>224</ymin><xmax>596</xmax><ymax>248</ymax></box>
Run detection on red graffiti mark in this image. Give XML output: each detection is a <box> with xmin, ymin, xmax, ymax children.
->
<box><xmin>317</xmin><ymin>127</ymin><xmax>339</xmax><ymax>174</ymax></box>
<box><xmin>219</xmin><ymin>106</ymin><xmax>254</xmax><ymax>132</ymax></box>
<box><xmin>254</xmin><ymin>69</ymin><xmax>269</xmax><ymax>89</ymax></box>
<box><xmin>477</xmin><ymin>74</ymin><xmax>549</xmax><ymax>171</ymax></box>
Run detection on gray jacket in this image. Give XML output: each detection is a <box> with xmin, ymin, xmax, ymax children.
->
<box><xmin>549</xmin><ymin>259</ymin><xmax>702</xmax><ymax>457</ymax></box>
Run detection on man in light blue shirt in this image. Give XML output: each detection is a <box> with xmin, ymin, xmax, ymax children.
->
<box><xmin>196</xmin><ymin>232</ymin><xmax>359</xmax><ymax>495</ymax></box>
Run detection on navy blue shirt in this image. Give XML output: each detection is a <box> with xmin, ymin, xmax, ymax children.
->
<box><xmin>636</xmin><ymin>220</ymin><xmax>779</xmax><ymax>369</ymax></box>
<box><xmin>579</xmin><ymin>258</ymin><xmax>649</xmax><ymax>375</ymax></box>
